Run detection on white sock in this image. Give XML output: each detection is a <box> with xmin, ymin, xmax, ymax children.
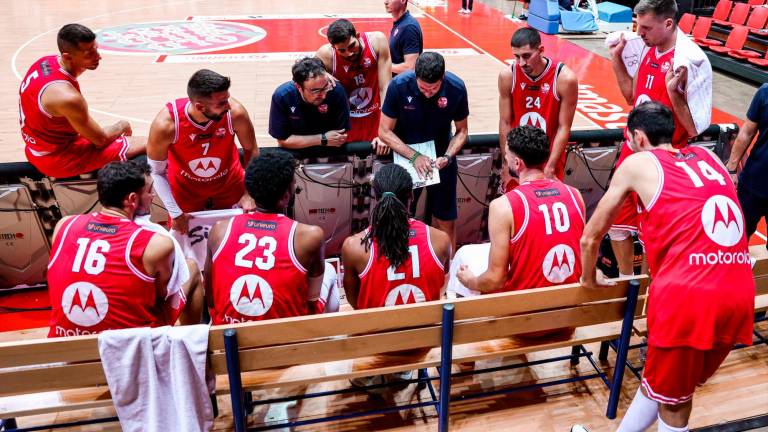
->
<box><xmin>657</xmin><ymin>416</ymin><xmax>688</xmax><ymax>432</ymax></box>
<box><xmin>617</xmin><ymin>388</ymin><xmax>659</xmax><ymax>432</ymax></box>
<box><xmin>322</xmin><ymin>263</ymin><xmax>340</xmax><ymax>313</ymax></box>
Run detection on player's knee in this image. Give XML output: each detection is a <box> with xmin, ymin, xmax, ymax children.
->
<box><xmin>608</xmin><ymin>228</ymin><xmax>632</xmax><ymax>242</ymax></box>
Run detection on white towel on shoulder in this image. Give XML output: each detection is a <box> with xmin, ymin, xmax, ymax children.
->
<box><xmin>134</xmin><ymin>215</ymin><xmax>189</xmax><ymax>310</ymax></box>
<box><xmin>605</xmin><ymin>28</ymin><xmax>712</xmax><ymax>134</ymax></box>
<box><xmin>98</xmin><ymin>325</ymin><xmax>214</xmax><ymax>432</ymax></box>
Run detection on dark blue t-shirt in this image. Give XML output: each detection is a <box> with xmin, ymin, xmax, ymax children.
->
<box><xmin>389</xmin><ymin>11</ymin><xmax>423</xmax><ymax>66</ymax></box>
<box><xmin>381</xmin><ymin>71</ymin><xmax>469</xmax><ymax>155</ymax></box>
<box><xmin>268</xmin><ymin>81</ymin><xmax>350</xmax><ymax>141</ymax></box>
<box><xmin>740</xmin><ymin>83</ymin><xmax>768</xmax><ymax>198</ymax></box>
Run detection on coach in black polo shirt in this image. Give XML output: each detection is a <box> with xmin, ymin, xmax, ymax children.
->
<box><xmin>379</xmin><ymin>52</ymin><xmax>469</xmax><ymax>250</ymax></box>
<box><xmin>386</xmin><ymin>0</ymin><xmax>423</xmax><ymax>75</ymax></box>
<box><xmin>269</xmin><ymin>57</ymin><xmax>350</xmax><ymax>149</ymax></box>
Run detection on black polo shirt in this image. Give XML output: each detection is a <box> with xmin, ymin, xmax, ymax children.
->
<box><xmin>381</xmin><ymin>71</ymin><xmax>469</xmax><ymax>155</ymax></box>
<box><xmin>389</xmin><ymin>11</ymin><xmax>423</xmax><ymax>66</ymax></box>
<box><xmin>268</xmin><ymin>81</ymin><xmax>350</xmax><ymax>140</ymax></box>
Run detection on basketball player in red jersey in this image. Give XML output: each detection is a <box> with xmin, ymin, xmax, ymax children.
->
<box><xmin>316</xmin><ymin>19</ymin><xmax>392</xmax><ymax>155</ymax></box>
<box><xmin>456</xmin><ymin>125</ymin><xmax>585</xmax><ymax>294</ymax></box>
<box><xmin>608</xmin><ymin>0</ymin><xmax>708</xmax><ymax>279</ymax></box>
<box><xmin>205</xmin><ymin>149</ymin><xmax>339</xmax><ymax>324</ymax></box>
<box><xmin>579</xmin><ymin>102</ymin><xmax>753</xmax><ymax>432</ymax></box>
<box><xmin>498</xmin><ymin>27</ymin><xmax>578</xmax><ymax>186</ymax></box>
<box><xmin>342</xmin><ymin>163</ymin><xmax>450</xmax><ymax>309</ymax></box>
<box><xmin>147</xmin><ymin>69</ymin><xmax>258</xmax><ymax>234</ymax></box>
<box><xmin>19</xmin><ymin>24</ymin><xmax>145</xmax><ymax>178</ymax></box>
<box><xmin>48</xmin><ymin>160</ymin><xmax>203</xmax><ymax>338</ymax></box>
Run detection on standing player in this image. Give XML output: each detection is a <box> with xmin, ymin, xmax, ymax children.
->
<box><xmin>19</xmin><ymin>24</ymin><xmax>145</xmax><ymax>178</ymax></box>
<box><xmin>205</xmin><ymin>149</ymin><xmax>339</xmax><ymax>324</ymax></box>
<box><xmin>498</xmin><ymin>27</ymin><xmax>578</xmax><ymax>185</ymax></box>
<box><xmin>342</xmin><ymin>163</ymin><xmax>451</xmax><ymax>309</ymax></box>
<box><xmin>579</xmin><ymin>102</ymin><xmax>753</xmax><ymax>431</ymax></box>
<box><xmin>607</xmin><ymin>0</ymin><xmax>711</xmax><ymax>278</ymax></box>
<box><xmin>48</xmin><ymin>160</ymin><xmax>203</xmax><ymax>338</ymax></box>
<box><xmin>316</xmin><ymin>19</ymin><xmax>392</xmax><ymax>154</ymax></box>
<box><xmin>455</xmin><ymin>126</ymin><xmax>585</xmax><ymax>295</ymax></box>
<box><xmin>147</xmin><ymin>69</ymin><xmax>258</xmax><ymax>234</ymax></box>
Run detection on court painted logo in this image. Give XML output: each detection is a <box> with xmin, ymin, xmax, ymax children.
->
<box><xmin>384</xmin><ymin>284</ymin><xmax>427</xmax><ymax>306</ymax></box>
<box><xmin>701</xmin><ymin>195</ymin><xmax>744</xmax><ymax>247</ymax></box>
<box><xmin>188</xmin><ymin>157</ymin><xmax>222</xmax><ymax>178</ymax></box>
<box><xmin>62</xmin><ymin>282</ymin><xmax>109</xmax><ymax>327</ymax></box>
<box><xmin>96</xmin><ymin>21</ymin><xmax>267</xmax><ymax>55</ymax></box>
<box><xmin>519</xmin><ymin>112</ymin><xmax>547</xmax><ymax>131</ymax></box>
<box><xmin>230</xmin><ymin>274</ymin><xmax>273</xmax><ymax>317</ymax></box>
<box><xmin>542</xmin><ymin>244</ymin><xmax>576</xmax><ymax>283</ymax></box>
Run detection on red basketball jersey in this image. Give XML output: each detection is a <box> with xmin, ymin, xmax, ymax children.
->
<box><xmin>638</xmin><ymin>147</ymin><xmax>754</xmax><ymax>350</ymax></box>
<box><xmin>166</xmin><ymin>98</ymin><xmax>245</xmax><ymax>212</ymax></box>
<box><xmin>19</xmin><ymin>55</ymin><xmax>80</xmax><ymax>155</ymax></box>
<box><xmin>357</xmin><ymin>219</ymin><xmax>445</xmax><ymax>309</ymax></box>
<box><xmin>332</xmin><ymin>32</ymin><xmax>381</xmax><ymax>143</ymax></box>
<box><xmin>618</xmin><ymin>47</ymin><xmax>689</xmax><ymax>165</ymax></box>
<box><xmin>210</xmin><ymin>212</ymin><xmax>309</xmax><ymax>324</ymax></box>
<box><xmin>503</xmin><ymin>179</ymin><xmax>585</xmax><ymax>293</ymax></box>
<box><xmin>510</xmin><ymin>58</ymin><xmax>564</xmax><ymax>176</ymax></box>
<box><xmin>47</xmin><ymin>213</ymin><xmax>161</xmax><ymax>338</ymax></box>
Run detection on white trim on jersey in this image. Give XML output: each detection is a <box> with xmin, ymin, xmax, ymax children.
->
<box><xmin>211</xmin><ymin>217</ymin><xmax>235</xmax><ymax>262</ymax></box>
<box><xmin>641</xmin><ymin>378</ymin><xmax>693</xmax><ymax>405</ymax></box>
<box><xmin>226</xmin><ymin>110</ymin><xmax>235</xmax><ymax>135</ymax></box>
<box><xmin>644</xmin><ymin>152</ymin><xmax>665</xmax><ymax>212</ymax></box>
<box><xmin>510</xmin><ymin>189</ymin><xmax>529</xmax><ymax>244</ymax></box>
<box><xmin>48</xmin><ymin>215</ymin><xmax>81</xmax><ymax>269</ymax></box>
<box><xmin>365</xmin><ymin>32</ymin><xmax>378</xmax><ymax>61</ymax></box>
<box><xmin>521</xmin><ymin>57</ymin><xmax>553</xmax><ymax>83</ymax></box>
<box><xmin>118</xmin><ymin>137</ymin><xmax>129</xmax><ymax>161</ymax></box>
<box><xmin>359</xmin><ymin>233</ymin><xmax>375</xmax><ymax>279</ymax></box>
<box><xmin>57</xmin><ymin>63</ymin><xmax>77</xmax><ymax>81</ymax></box>
<box><xmin>37</xmin><ymin>80</ymin><xmax>70</xmax><ymax>118</ymax></box>
<box><xmin>125</xmin><ymin>228</ymin><xmax>156</xmax><ymax>282</ymax></box>
<box><xmin>566</xmin><ymin>185</ymin><xmax>585</xmax><ymax>223</ymax></box>
<box><xmin>288</xmin><ymin>221</ymin><xmax>308</xmax><ymax>274</ymax></box>
<box><xmin>553</xmin><ymin>62</ymin><xmax>564</xmax><ymax>103</ymax></box>
<box><xmin>699</xmin><ymin>145</ymin><xmax>730</xmax><ymax>174</ymax></box>
<box><xmin>331</xmin><ymin>47</ymin><xmax>337</xmax><ymax>75</ymax></box>
<box><xmin>183</xmin><ymin>101</ymin><xmax>213</xmax><ymax>131</ymax></box>
<box><xmin>425</xmin><ymin>225</ymin><xmax>445</xmax><ymax>272</ymax></box>
<box><xmin>509</xmin><ymin>62</ymin><xmax>516</xmax><ymax>94</ymax></box>
<box><xmin>170</xmin><ymin>101</ymin><xmax>180</xmax><ymax>144</ymax></box>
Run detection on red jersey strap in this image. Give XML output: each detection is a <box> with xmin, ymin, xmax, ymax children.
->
<box><xmin>287</xmin><ymin>220</ymin><xmax>307</xmax><ymax>274</ymax></box>
<box><xmin>506</xmin><ymin>189</ymin><xmax>530</xmax><ymax>243</ymax></box>
<box><xmin>125</xmin><ymin>228</ymin><xmax>155</xmax><ymax>282</ymax></box>
<box><xmin>425</xmin><ymin>225</ymin><xmax>445</xmax><ymax>271</ymax></box>
<box><xmin>48</xmin><ymin>215</ymin><xmax>82</xmax><ymax>269</ymax></box>
<box><xmin>167</xmin><ymin>100</ymin><xmax>180</xmax><ymax>144</ymax></box>
<box><xmin>553</xmin><ymin>62</ymin><xmax>564</xmax><ymax>102</ymax></box>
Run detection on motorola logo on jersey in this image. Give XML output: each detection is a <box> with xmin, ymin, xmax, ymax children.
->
<box><xmin>519</xmin><ymin>112</ymin><xmax>547</xmax><ymax>131</ymax></box>
<box><xmin>188</xmin><ymin>157</ymin><xmax>222</xmax><ymax>178</ymax></box>
<box><xmin>701</xmin><ymin>195</ymin><xmax>744</xmax><ymax>247</ymax></box>
<box><xmin>384</xmin><ymin>284</ymin><xmax>427</xmax><ymax>306</ymax></box>
<box><xmin>349</xmin><ymin>87</ymin><xmax>373</xmax><ymax>111</ymax></box>
<box><xmin>230</xmin><ymin>274</ymin><xmax>274</xmax><ymax>317</ymax></box>
<box><xmin>542</xmin><ymin>244</ymin><xmax>576</xmax><ymax>283</ymax></box>
<box><xmin>635</xmin><ymin>94</ymin><xmax>651</xmax><ymax>107</ymax></box>
<box><xmin>61</xmin><ymin>282</ymin><xmax>109</xmax><ymax>327</ymax></box>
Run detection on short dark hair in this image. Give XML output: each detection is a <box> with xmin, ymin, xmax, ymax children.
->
<box><xmin>244</xmin><ymin>148</ymin><xmax>296</xmax><ymax>210</ymax></box>
<box><xmin>415</xmin><ymin>52</ymin><xmax>445</xmax><ymax>84</ymax></box>
<box><xmin>57</xmin><ymin>24</ymin><xmax>96</xmax><ymax>53</ymax></box>
<box><xmin>506</xmin><ymin>125</ymin><xmax>550</xmax><ymax>167</ymax></box>
<box><xmin>510</xmin><ymin>27</ymin><xmax>541</xmax><ymax>48</ymax></box>
<box><xmin>187</xmin><ymin>69</ymin><xmax>231</xmax><ymax>101</ymax></box>
<box><xmin>363</xmin><ymin>164</ymin><xmax>413</xmax><ymax>268</ymax></box>
<box><xmin>634</xmin><ymin>0</ymin><xmax>678</xmax><ymax>20</ymax></box>
<box><xmin>97</xmin><ymin>159</ymin><xmax>150</xmax><ymax>209</ymax></box>
<box><xmin>627</xmin><ymin>101</ymin><xmax>675</xmax><ymax>147</ymax></box>
<box><xmin>327</xmin><ymin>19</ymin><xmax>357</xmax><ymax>45</ymax></box>
<box><xmin>292</xmin><ymin>57</ymin><xmax>327</xmax><ymax>85</ymax></box>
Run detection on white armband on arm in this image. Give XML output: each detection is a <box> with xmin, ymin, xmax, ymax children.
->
<box><xmin>147</xmin><ymin>157</ymin><xmax>183</xmax><ymax>219</ymax></box>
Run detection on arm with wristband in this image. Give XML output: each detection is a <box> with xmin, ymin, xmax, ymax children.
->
<box><xmin>147</xmin><ymin>107</ymin><xmax>187</xmax><ymax>232</ymax></box>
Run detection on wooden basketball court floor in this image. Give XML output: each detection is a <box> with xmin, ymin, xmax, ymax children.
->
<box><xmin>1</xmin><ymin>0</ymin><xmax>767</xmax><ymax>430</ymax></box>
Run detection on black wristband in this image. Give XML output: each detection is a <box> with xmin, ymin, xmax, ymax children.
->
<box><xmin>321</xmin><ymin>133</ymin><xmax>328</xmax><ymax>146</ymax></box>
<box><xmin>728</xmin><ymin>168</ymin><xmax>737</xmax><ymax>174</ymax></box>
<box><xmin>443</xmin><ymin>153</ymin><xmax>454</xmax><ymax>164</ymax></box>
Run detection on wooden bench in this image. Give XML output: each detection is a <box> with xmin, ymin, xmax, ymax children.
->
<box><xmin>0</xmin><ymin>276</ymin><xmax>649</xmax><ymax>431</ymax></box>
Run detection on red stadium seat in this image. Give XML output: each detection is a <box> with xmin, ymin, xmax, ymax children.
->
<box><xmin>679</xmin><ymin>13</ymin><xmax>696</xmax><ymax>34</ymax></box>
<box><xmin>710</xmin><ymin>25</ymin><xmax>750</xmax><ymax>54</ymax></box>
<box><xmin>748</xmin><ymin>50</ymin><xmax>768</xmax><ymax>67</ymax></box>
<box><xmin>746</xmin><ymin>6</ymin><xmax>768</xmax><ymax>33</ymax></box>
<box><xmin>715</xmin><ymin>2</ymin><xmax>750</xmax><ymax>27</ymax></box>
<box><xmin>748</xmin><ymin>0</ymin><xmax>766</xmax><ymax>7</ymax></box>
<box><xmin>712</xmin><ymin>0</ymin><xmax>734</xmax><ymax>23</ymax></box>
<box><xmin>693</xmin><ymin>17</ymin><xmax>724</xmax><ymax>46</ymax></box>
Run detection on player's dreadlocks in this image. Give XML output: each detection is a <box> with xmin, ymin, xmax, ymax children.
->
<box><xmin>363</xmin><ymin>164</ymin><xmax>413</xmax><ymax>268</ymax></box>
